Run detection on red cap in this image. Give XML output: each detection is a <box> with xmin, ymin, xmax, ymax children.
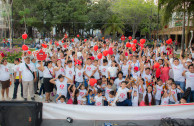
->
<box><xmin>134</xmin><ymin>66</ymin><xmax>139</xmax><ymax>71</ymax></box>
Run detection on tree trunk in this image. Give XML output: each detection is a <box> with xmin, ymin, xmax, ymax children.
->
<box><xmin>185</xmin><ymin>14</ymin><xmax>190</xmax><ymax>48</ymax></box>
<box><xmin>181</xmin><ymin>2</ymin><xmax>186</xmax><ymax>53</ymax></box>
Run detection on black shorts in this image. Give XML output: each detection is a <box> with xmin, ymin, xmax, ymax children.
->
<box><xmin>43</xmin><ymin>78</ymin><xmax>53</xmax><ymax>92</ymax></box>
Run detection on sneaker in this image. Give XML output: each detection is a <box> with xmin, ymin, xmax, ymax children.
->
<box><xmin>38</xmin><ymin>95</ymin><xmax>43</xmax><ymax>99</ymax></box>
<box><xmin>2</xmin><ymin>97</ymin><xmax>5</xmax><ymax>101</ymax></box>
<box><xmin>31</xmin><ymin>97</ymin><xmax>35</xmax><ymax>101</ymax></box>
<box><xmin>6</xmin><ymin>97</ymin><xmax>11</xmax><ymax>100</ymax></box>
<box><xmin>35</xmin><ymin>92</ymin><xmax>39</xmax><ymax>95</ymax></box>
<box><xmin>24</xmin><ymin>98</ymin><xmax>27</xmax><ymax>101</ymax></box>
<box><xmin>43</xmin><ymin>94</ymin><xmax>46</xmax><ymax>98</ymax></box>
<box><xmin>12</xmin><ymin>97</ymin><xmax>16</xmax><ymax>100</ymax></box>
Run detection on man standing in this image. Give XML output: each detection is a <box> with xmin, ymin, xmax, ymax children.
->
<box><xmin>19</xmin><ymin>56</ymin><xmax>37</xmax><ymax>101</ymax></box>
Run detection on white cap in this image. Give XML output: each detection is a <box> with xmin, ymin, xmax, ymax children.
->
<box><xmin>186</xmin><ymin>59</ymin><xmax>192</xmax><ymax>62</ymax></box>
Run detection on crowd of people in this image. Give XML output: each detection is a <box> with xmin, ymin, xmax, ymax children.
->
<box><xmin>1</xmin><ymin>36</ymin><xmax>194</xmax><ymax>107</ymax></box>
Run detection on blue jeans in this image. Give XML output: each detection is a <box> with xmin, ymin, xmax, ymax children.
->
<box><xmin>13</xmin><ymin>79</ymin><xmax>23</xmax><ymax>99</ymax></box>
<box><xmin>67</xmin><ymin>84</ymin><xmax>70</xmax><ymax>99</ymax></box>
<box><xmin>175</xmin><ymin>81</ymin><xmax>185</xmax><ymax>99</ymax></box>
<box><xmin>155</xmin><ymin>100</ymin><xmax>161</xmax><ymax>105</ymax></box>
<box><xmin>84</xmin><ymin>79</ymin><xmax>88</xmax><ymax>88</ymax></box>
<box><xmin>104</xmin><ymin>100</ymin><xmax>108</xmax><ymax>106</ymax></box>
<box><xmin>38</xmin><ymin>77</ymin><xmax>45</xmax><ymax>95</ymax></box>
<box><xmin>187</xmin><ymin>91</ymin><xmax>194</xmax><ymax>103</ymax></box>
<box><xmin>75</xmin><ymin>82</ymin><xmax>83</xmax><ymax>88</ymax></box>
<box><xmin>117</xmin><ymin>99</ymin><xmax>132</xmax><ymax>106</ymax></box>
<box><xmin>169</xmin><ymin>101</ymin><xmax>175</xmax><ymax>104</ymax></box>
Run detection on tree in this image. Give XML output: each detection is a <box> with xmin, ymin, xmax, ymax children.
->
<box><xmin>102</xmin><ymin>15</ymin><xmax>124</xmax><ymax>40</ymax></box>
<box><xmin>111</xmin><ymin>0</ymin><xmax>157</xmax><ymax>38</ymax></box>
<box><xmin>159</xmin><ymin>0</ymin><xmax>194</xmax><ymax>52</ymax></box>
<box><xmin>2</xmin><ymin>0</ymin><xmax>13</xmax><ymax>48</ymax></box>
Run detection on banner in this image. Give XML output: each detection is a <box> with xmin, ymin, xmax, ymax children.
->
<box><xmin>43</xmin><ymin>103</ymin><xmax>194</xmax><ymax>120</ymax></box>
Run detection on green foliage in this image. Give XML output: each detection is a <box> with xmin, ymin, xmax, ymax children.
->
<box><xmin>102</xmin><ymin>15</ymin><xmax>124</xmax><ymax>39</ymax></box>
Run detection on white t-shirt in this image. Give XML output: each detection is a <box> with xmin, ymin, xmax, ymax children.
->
<box><xmin>93</xmin><ymin>66</ymin><xmax>100</xmax><ymax>80</ymax></box>
<box><xmin>105</xmin><ymin>87</ymin><xmax>112</xmax><ymax>99</ymax></box>
<box><xmin>114</xmin><ymin>78</ymin><xmax>125</xmax><ymax>89</ymax></box>
<box><xmin>43</xmin><ymin>67</ymin><xmax>53</xmax><ymax>78</ymax></box>
<box><xmin>161</xmin><ymin>96</ymin><xmax>169</xmax><ymax>105</ymax></box>
<box><xmin>138</xmin><ymin>84</ymin><xmax>146</xmax><ymax>94</ymax></box>
<box><xmin>94</xmin><ymin>95</ymin><xmax>104</xmax><ymax>106</ymax></box>
<box><xmin>142</xmin><ymin>71</ymin><xmax>152</xmax><ymax>82</ymax></box>
<box><xmin>84</xmin><ymin>65</ymin><xmax>95</xmax><ymax>79</ymax></box>
<box><xmin>107</xmin><ymin>97</ymin><xmax>115</xmax><ymax>105</ymax></box>
<box><xmin>19</xmin><ymin>63</ymin><xmax>35</xmax><ymax>81</ymax></box>
<box><xmin>57</xmin><ymin>100</ymin><xmax>66</xmax><ymax>104</ymax></box>
<box><xmin>185</xmin><ymin>72</ymin><xmax>194</xmax><ymax>90</ymax></box>
<box><xmin>77</xmin><ymin>95</ymin><xmax>83</xmax><ymax>105</ymax></box>
<box><xmin>75</xmin><ymin>68</ymin><xmax>84</xmax><ymax>82</ymax></box>
<box><xmin>55</xmin><ymin>79</ymin><xmax>67</xmax><ymax>97</ymax></box>
<box><xmin>108</xmin><ymin>67</ymin><xmax>118</xmax><ymax>77</ymax></box>
<box><xmin>13</xmin><ymin>64</ymin><xmax>21</xmax><ymax>78</ymax></box>
<box><xmin>171</xmin><ymin>63</ymin><xmax>185</xmax><ymax>82</ymax></box>
<box><xmin>121</xmin><ymin>64</ymin><xmax>129</xmax><ymax>76</ymax></box>
<box><xmin>65</xmin><ymin>66</ymin><xmax>75</xmax><ymax>81</ymax></box>
<box><xmin>54</xmin><ymin>66</ymin><xmax>65</xmax><ymax>78</ymax></box>
<box><xmin>79</xmin><ymin>89</ymin><xmax>87</xmax><ymax>97</ymax></box>
<box><xmin>100</xmin><ymin>65</ymin><xmax>109</xmax><ymax>78</ymax></box>
<box><xmin>155</xmin><ymin>85</ymin><xmax>163</xmax><ymax>100</ymax></box>
<box><xmin>117</xmin><ymin>87</ymin><xmax>129</xmax><ymax>102</ymax></box>
<box><xmin>36</xmin><ymin>63</ymin><xmax>43</xmax><ymax>77</ymax></box>
<box><xmin>169</xmin><ymin>88</ymin><xmax>181</xmax><ymax>102</ymax></box>
<box><xmin>0</xmin><ymin>65</ymin><xmax>10</xmax><ymax>81</ymax></box>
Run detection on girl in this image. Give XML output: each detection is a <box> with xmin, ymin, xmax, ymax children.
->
<box><xmin>108</xmin><ymin>60</ymin><xmax>119</xmax><ymax>80</ymax></box>
<box><xmin>140</xmin><ymin>85</ymin><xmax>155</xmax><ymax>106</ymax></box>
<box><xmin>0</xmin><ymin>59</ymin><xmax>12</xmax><ymax>100</ymax></box>
<box><xmin>132</xmin><ymin>84</ymin><xmax>139</xmax><ymax>106</ymax></box>
<box><xmin>40</xmin><ymin>61</ymin><xmax>54</xmax><ymax>103</ymax></box>
<box><xmin>160</xmin><ymin>61</ymin><xmax>170</xmax><ymax>83</ymax></box>
<box><xmin>67</xmin><ymin>84</ymin><xmax>75</xmax><ymax>104</ymax></box>
<box><xmin>114</xmin><ymin>71</ymin><xmax>125</xmax><ymax>89</ymax></box>
<box><xmin>73</xmin><ymin>89</ymin><xmax>83</xmax><ymax>105</ymax></box>
<box><xmin>50</xmin><ymin>74</ymin><xmax>73</xmax><ymax>103</ymax></box>
<box><xmin>12</xmin><ymin>58</ymin><xmax>23</xmax><ymax>100</ymax></box>
<box><xmin>54</xmin><ymin>59</ymin><xmax>65</xmax><ymax>78</ymax></box>
<box><xmin>107</xmin><ymin>91</ymin><xmax>115</xmax><ymax>106</ymax></box>
<box><xmin>104</xmin><ymin>83</ymin><xmax>113</xmax><ymax>106</ymax></box>
<box><xmin>121</xmin><ymin>59</ymin><xmax>130</xmax><ymax>78</ymax></box>
<box><xmin>169</xmin><ymin>83</ymin><xmax>184</xmax><ymax>104</ymax></box>
<box><xmin>137</xmin><ymin>78</ymin><xmax>146</xmax><ymax>104</ymax></box>
<box><xmin>161</xmin><ymin>88</ymin><xmax>170</xmax><ymax>105</ymax></box>
<box><xmin>77</xmin><ymin>84</ymin><xmax>87</xmax><ymax>105</ymax></box>
<box><xmin>154</xmin><ymin>79</ymin><xmax>164</xmax><ymax>105</ymax></box>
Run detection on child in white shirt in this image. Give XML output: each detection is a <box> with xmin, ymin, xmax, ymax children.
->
<box><xmin>92</xmin><ymin>89</ymin><xmax>105</xmax><ymax>106</ymax></box>
<box><xmin>107</xmin><ymin>91</ymin><xmax>115</xmax><ymax>106</ymax></box>
<box><xmin>169</xmin><ymin>83</ymin><xmax>184</xmax><ymax>104</ymax></box>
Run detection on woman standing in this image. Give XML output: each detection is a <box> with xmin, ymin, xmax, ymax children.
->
<box><xmin>0</xmin><ymin>59</ymin><xmax>12</xmax><ymax>100</ymax></box>
<box><xmin>40</xmin><ymin>61</ymin><xmax>54</xmax><ymax>103</ymax></box>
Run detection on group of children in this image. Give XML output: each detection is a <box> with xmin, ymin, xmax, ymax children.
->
<box><xmin>2</xmin><ymin>36</ymin><xmax>194</xmax><ymax>107</ymax></box>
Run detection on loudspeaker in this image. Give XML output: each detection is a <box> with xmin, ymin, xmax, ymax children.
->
<box><xmin>0</xmin><ymin>101</ymin><xmax>42</xmax><ymax>126</ymax></box>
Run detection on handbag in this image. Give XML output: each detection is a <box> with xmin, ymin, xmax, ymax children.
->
<box><xmin>25</xmin><ymin>63</ymin><xmax>35</xmax><ymax>78</ymax></box>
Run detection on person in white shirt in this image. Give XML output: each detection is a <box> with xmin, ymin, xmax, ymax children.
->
<box><xmin>19</xmin><ymin>56</ymin><xmax>37</xmax><ymax>101</ymax></box>
<box><xmin>84</xmin><ymin>58</ymin><xmax>95</xmax><ymax>87</ymax></box>
<box><xmin>116</xmin><ymin>81</ymin><xmax>132</xmax><ymax>106</ymax></box>
<box><xmin>132</xmin><ymin>85</ymin><xmax>139</xmax><ymax>106</ymax></box>
<box><xmin>40</xmin><ymin>61</ymin><xmax>54</xmax><ymax>103</ymax></box>
<box><xmin>108</xmin><ymin>60</ymin><xmax>119</xmax><ymax>79</ymax></box>
<box><xmin>99</xmin><ymin>59</ymin><xmax>109</xmax><ymax>78</ymax></box>
<box><xmin>182</xmin><ymin>64</ymin><xmax>194</xmax><ymax>102</ymax></box>
<box><xmin>153</xmin><ymin>79</ymin><xmax>163</xmax><ymax>105</ymax></box>
<box><xmin>169</xmin><ymin>83</ymin><xmax>184</xmax><ymax>104</ymax></box>
<box><xmin>107</xmin><ymin>91</ymin><xmax>115</xmax><ymax>106</ymax></box>
<box><xmin>161</xmin><ymin>88</ymin><xmax>170</xmax><ymax>105</ymax></box>
<box><xmin>36</xmin><ymin>61</ymin><xmax>44</xmax><ymax>98</ymax></box>
<box><xmin>75</xmin><ymin>64</ymin><xmax>84</xmax><ymax>87</ymax></box>
<box><xmin>56</xmin><ymin>94</ymin><xmax>66</xmax><ymax>104</ymax></box>
<box><xmin>12</xmin><ymin>58</ymin><xmax>23</xmax><ymax>100</ymax></box>
<box><xmin>65</xmin><ymin>60</ymin><xmax>75</xmax><ymax>99</ymax></box>
<box><xmin>50</xmin><ymin>74</ymin><xmax>73</xmax><ymax>102</ymax></box>
<box><xmin>114</xmin><ymin>71</ymin><xmax>125</xmax><ymax>89</ymax></box>
<box><xmin>0</xmin><ymin>59</ymin><xmax>12</xmax><ymax>101</ymax></box>
<box><xmin>91</xmin><ymin>89</ymin><xmax>105</xmax><ymax>106</ymax></box>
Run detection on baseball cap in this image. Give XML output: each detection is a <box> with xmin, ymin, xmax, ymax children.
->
<box><xmin>186</xmin><ymin>59</ymin><xmax>192</xmax><ymax>63</ymax></box>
